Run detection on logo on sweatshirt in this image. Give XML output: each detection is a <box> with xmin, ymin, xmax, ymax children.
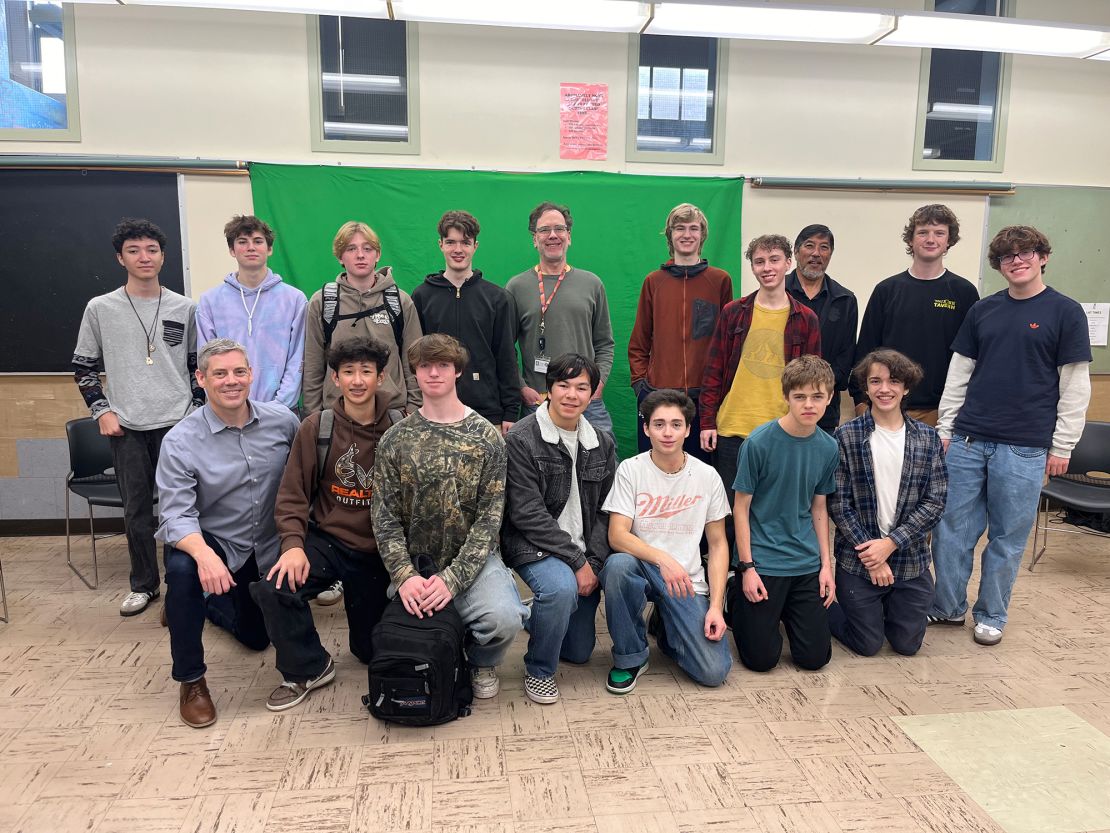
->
<box><xmin>1029</xmin><ymin>322</ymin><xmax>1040</xmax><ymax>329</ymax></box>
<box><xmin>332</xmin><ymin>443</ymin><xmax>372</xmax><ymax>506</ymax></box>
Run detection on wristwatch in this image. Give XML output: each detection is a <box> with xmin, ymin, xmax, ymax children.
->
<box><xmin>737</xmin><ymin>560</ymin><xmax>757</xmax><ymax>573</ymax></box>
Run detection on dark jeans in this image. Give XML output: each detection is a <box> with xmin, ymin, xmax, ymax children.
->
<box><xmin>164</xmin><ymin>532</ymin><xmax>270</xmax><ymax>682</ymax></box>
<box><xmin>827</xmin><ymin>568</ymin><xmax>934</xmax><ymax>657</ymax></box>
<box><xmin>730</xmin><ymin>571</ymin><xmax>831</xmax><ymax>672</ymax></box>
<box><xmin>635</xmin><ymin>385</ymin><xmax>710</xmax><ymax>465</ymax></box>
<box><xmin>250</xmin><ymin>527</ymin><xmax>392</xmax><ymax>682</ymax></box>
<box><xmin>110</xmin><ymin>425</ymin><xmax>171</xmax><ymax>594</ymax></box>
<box><xmin>713</xmin><ymin>434</ymin><xmax>744</xmax><ymax>560</ymax></box>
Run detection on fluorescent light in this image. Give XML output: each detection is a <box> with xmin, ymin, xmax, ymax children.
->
<box><xmin>324</xmin><ymin>121</ymin><xmax>408</xmax><ymax>139</ymax></box>
<box><xmin>392</xmin><ymin>0</ymin><xmax>650</xmax><ymax>33</ymax></box>
<box><xmin>646</xmin><ymin>2</ymin><xmax>895</xmax><ymax>45</ymax></box>
<box><xmin>126</xmin><ymin>0</ymin><xmax>389</xmax><ymax>16</ymax></box>
<box><xmin>637</xmin><ymin>135</ymin><xmax>683</xmax><ymax>147</ymax></box>
<box><xmin>1087</xmin><ymin>48</ymin><xmax>1110</xmax><ymax>61</ymax></box>
<box><xmin>321</xmin><ymin>73</ymin><xmax>404</xmax><ymax>94</ymax></box>
<box><xmin>878</xmin><ymin>11</ymin><xmax>1110</xmax><ymax>58</ymax></box>
<box><xmin>928</xmin><ymin>102</ymin><xmax>993</xmax><ymax>122</ymax></box>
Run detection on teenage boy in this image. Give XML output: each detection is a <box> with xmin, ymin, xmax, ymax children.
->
<box><xmin>601</xmin><ymin>389</ymin><xmax>733</xmax><ymax>693</ymax></box>
<box><xmin>851</xmin><ymin>204</ymin><xmax>979</xmax><ymax>425</ymax></box>
<box><xmin>250</xmin><ymin>336</ymin><xmax>398</xmax><ymax>711</ymax></box>
<box><xmin>628</xmin><ymin>203</ymin><xmax>733</xmax><ymax>460</ymax></box>
<box><xmin>504</xmin><ymin>353</ymin><xmax>616</xmax><ymax>704</ymax></box>
<box><xmin>303</xmin><ymin>221</ymin><xmax>424</xmax><ymax>415</ymax></box>
<box><xmin>411</xmin><ymin>210</ymin><xmax>521</xmax><ymax>435</ymax></box>
<box><xmin>372</xmin><ymin>334</ymin><xmax>528</xmax><ymax>699</ymax></box>
<box><xmin>73</xmin><ymin>218</ymin><xmax>203</xmax><ymax>617</ymax></box>
<box><xmin>931</xmin><ymin>225</ymin><xmax>1091</xmax><ymax>646</ymax></box>
<box><xmin>785</xmin><ymin>224</ymin><xmax>857</xmax><ymax>433</ymax></box>
<box><xmin>156</xmin><ymin>340</ymin><xmax>300</xmax><ymax>727</ymax></box>
<box><xmin>699</xmin><ymin>234</ymin><xmax>821</xmax><ymax>545</ymax></box>
<box><xmin>730</xmin><ymin>355</ymin><xmax>839</xmax><ymax>672</ymax></box>
<box><xmin>827</xmin><ymin>350</ymin><xmax>948</xmax><ymax>657</ymax></box>
<box><xmin>196</xmin><ymin>215</ymin><xmax>307</xmax><ymax>411</ymax></box>
<box><xmin>506</xmin><ymin>202</ymin><xmax>616</xmax><ymax>436</ymax></box>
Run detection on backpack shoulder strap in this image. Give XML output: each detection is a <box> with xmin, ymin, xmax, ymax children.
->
<box><xmin>315</xmin><ymin>409</ymin><xmax>335</xmax><ymax>495</ymax></box>
<box><xmin>320</xmin><ymin>281</ymin><xmax>341</xmax><ymax>347</ymax></box>
<box><xmin>387</xmin><ymin>407</ymin><xmax>405</xmax><ymax>426</ymax></box>
<box><xmin>383</xmin><ymin>285</ymin><xmax>404</xmax><ymax>353</ymax></box>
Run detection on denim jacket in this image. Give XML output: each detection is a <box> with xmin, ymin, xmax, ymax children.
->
<box><xmin>501</xmin><ymin>405</ymin><xmax>616</xmax><ymax>573</ymax></box>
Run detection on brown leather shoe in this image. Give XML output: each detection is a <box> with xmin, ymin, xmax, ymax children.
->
<box><xmin>179</xmin><ymin>677</ymin><xmax>216</xmax><ymax>728</ymax></box>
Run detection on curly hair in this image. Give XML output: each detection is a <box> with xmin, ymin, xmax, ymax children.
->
<box><xmin>987</xmin><ymin>225</ymin><xmax>1052</xmax><ymax>273</ymax></box>
<box><xmin>112</xmin><ymin>218</ymin><xmax>167</xmax><ymax>254</ymax></box>
<box><xmin>902</xmin><ymin>204</ymin><xmax>960</xmax><ymax>255</ymax></box>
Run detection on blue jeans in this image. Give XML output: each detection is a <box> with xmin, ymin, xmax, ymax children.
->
<box><xmin>453</xmin><ymin>554</ymin><xmax>530</xmax><ymax>668</ymax></box>
<box><xmin>515</xmin><ymin>557</ymin><xmax>600</xmax><ymax>678</ymax></box>
<box><xmin>600</xmin><ymin>553</ymin><xmax>732</xmax><ymax>687</ymax></box>
<box><xmin>164</xmin><ymin>533</ymin><xmax>270</xmax><ymax>683</ymax></box>
<box><xmin>930</xmin><ymin>436</ymin><xmax>1046</xmax><ymax>629</ymax></box>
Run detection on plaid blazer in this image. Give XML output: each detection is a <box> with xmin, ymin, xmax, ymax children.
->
<box><xmin>829</xmin><ymin>411</ymin><xmax>948</xmax><ymax>580</ymax></box>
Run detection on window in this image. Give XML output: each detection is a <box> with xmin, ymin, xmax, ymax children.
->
<box><xmin>626</xmin><ymin>34</ymin><xmax>726</xmax><ymax>165</ymax></box>
<box><xmin>913</xmin><ymin>0</ymin><xmax>1010</xmax><ymax>172</ymax></box>
<box><xmin>308</xmin><ymin>16</ymin><xmax>419</xmax><ymax>154</ymax></box>
<box><xmin>0</xmin><ymin>1</ymin><xmax>80</xmax><ymax>140</ymax></box>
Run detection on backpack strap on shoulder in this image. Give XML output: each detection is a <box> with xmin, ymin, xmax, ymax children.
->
<box><xmin>315</xmin><ymin>409</ymin><xmax>335</xmax><ymax>492</ymax></box>
<box><xmin>320</xmin><ymin>281</ymin><xmax>340</xmax><ymax>347</ymax></box>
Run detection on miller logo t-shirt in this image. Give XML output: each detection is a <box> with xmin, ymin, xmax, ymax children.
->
<box><xmin>602</xmin><ymin>452</ymin><xmax>731</xmax><ymax>595</ymax></box>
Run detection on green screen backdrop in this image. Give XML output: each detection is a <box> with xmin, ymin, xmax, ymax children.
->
<box><xmin>250</xmin><ymin>163</ymin><xmax>744</xmax><ymax>453</ymax></box>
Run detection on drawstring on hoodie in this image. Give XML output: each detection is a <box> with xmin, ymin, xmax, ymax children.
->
<box><xmin>239</xmin><ymin>286</ymin><xmax>262</xmax><ymax>336</ymax></box>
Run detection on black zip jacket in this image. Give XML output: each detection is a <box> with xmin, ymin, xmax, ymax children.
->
<box><xmin>411</xmin><ymin>270</ymin><xmax>522</xmax><ymax>423</ymax></box>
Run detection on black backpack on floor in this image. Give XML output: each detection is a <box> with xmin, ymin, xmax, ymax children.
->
<box><xmin>362</xmin><ymin>555</ymin><xmax>473</xmax><ymax>726</ymax></box>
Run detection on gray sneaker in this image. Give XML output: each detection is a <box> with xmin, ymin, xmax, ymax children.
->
<box><xmin>266</xmin><ymin>658</ymin><xmax>336</xmax><ymax>711</ymax></box>
<box><xmin>314</xmin><ymin>581</ymin><xmax>343</xmax><ymax>606</ymax></box>
<box><xmin>973</xmin><ymin>622</ymin><xmax>1003</xmax><ymax>646</ymax></box>
<box><xmin>120</xmin><ymin>590</ymin><xmax>158</xmax><ymax>617</ymax></box>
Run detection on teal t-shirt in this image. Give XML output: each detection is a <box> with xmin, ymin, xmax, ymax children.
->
<box><xmin>733</xmin><ymin>419</ymin><xmax>838</xmax><ymax>576</ymax></box>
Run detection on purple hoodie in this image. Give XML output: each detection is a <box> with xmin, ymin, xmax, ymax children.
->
<box><xmin>196</xmin><ymin>270</ymin><xmax>308</xmax><ymax>409</ymax></box>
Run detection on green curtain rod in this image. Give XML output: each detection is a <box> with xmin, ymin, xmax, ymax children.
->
<box><xmin>0</xmin><ymin>155</ymin><xmax>249</xmax><ymax>174</ymax></box>
<box><xmin>750</xmin><ymin>177</ymin><xmax>1014</xmax><ymax>194</ymax></box>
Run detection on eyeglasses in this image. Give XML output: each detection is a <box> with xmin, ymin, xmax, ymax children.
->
<box><xmin>1000</xmin><ymin>249</ymin><xmax>1037</xmax><ymax>266</ymax></box>
<box><xmin>534</xmin><ymin>225</ymin><xmax>568</xmax><ymax>236</ymax></box>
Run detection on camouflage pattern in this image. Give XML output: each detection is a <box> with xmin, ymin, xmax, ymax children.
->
<box><xmin>372</xmin><ymin>411</ymin><xmax>507</xmax><ymax>596</ymax></box>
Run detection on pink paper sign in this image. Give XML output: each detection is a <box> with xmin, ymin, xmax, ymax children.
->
<box><xmin>560</xmin><ymin>82</ymin><xmax>608</xmax><ymax>161</ymax></box>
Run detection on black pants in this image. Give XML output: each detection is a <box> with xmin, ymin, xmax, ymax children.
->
<box><xmin>827</xmin><ymin>568</ymin><xmax>934</xmax><ymax>657</ymax></box>
<box><xmin>730</xmin><ymin>571</ymin><xmax>831</xmax><ymax>672</ymax></box>
<box><xmin>713</xmin><ymin>434</ymin><xmax>744</xmax><ymax>560</ymax></box>
<box><xmin>110</xmin><ymin>425</ymin><xmax>171</xmax><ymax>594</ymax></box>
<box><xmin>250</xmin><ymin>527</ymin><xmax>392</xmax><ymax>682</ymax></box>
<box><xmin>164</xmin><ymin>532</ymin><xmax>270</xmax><ymax>683</ymax></box>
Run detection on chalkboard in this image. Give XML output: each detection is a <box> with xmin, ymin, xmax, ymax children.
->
<box><xmin>0</xmin><ymin>169</ymin><xmax>186</xmax><ymax>373</ymax></box>
<box><xmin>986</xmin><ymin>185</ymin><xmax>1108</xmax><ymax>373</ymax></box>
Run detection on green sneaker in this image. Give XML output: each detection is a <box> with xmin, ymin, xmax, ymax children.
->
<box><xmin>606</xmin><ymin>661</ymin><xmax>649</xmax><ymax>695</ymax></box>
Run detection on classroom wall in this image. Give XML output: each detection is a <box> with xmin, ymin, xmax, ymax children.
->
<box><xmin>3</xmin><ymin>0</ymin><xmax>1110</xmax><ymax>521</ymax></box>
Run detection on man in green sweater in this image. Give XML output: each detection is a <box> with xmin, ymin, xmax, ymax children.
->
<box><xmin>372</xmin><ymin>334</ymin><xmax>528</xmax><ymax>700</ymax></box>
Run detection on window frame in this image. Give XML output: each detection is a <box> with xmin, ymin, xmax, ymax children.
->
<box><xmin>306</xmin><ymin>15</ymin><xmax>420</xmax><ymax>155</ymax></box>
<box><xmin>625</xmin><ymin>33</ymin><xmax>728</xmax><ymax>166</ymax></box>
<box><xmin>911</xmin><ymin>1</ymin><xmax>1012</xmax><ymax>173</ymax></box>
<box><xmin>0</xmin><ymin>2</ymin><xmax>81</xmax><ymax>142</ymax></box>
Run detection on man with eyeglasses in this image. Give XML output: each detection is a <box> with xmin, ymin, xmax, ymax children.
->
<box><xmin>506</xmin><ymin>201</ymin><xmax>616</xmax><ymax>438</ymax></box>
<box><xmin>850</xmin><ymin>204</ymin><xmax>979</xmax><ymax>426</ymax></box>
<box><xmin>930</xmin><ymin>225</ymin><xmax>1091</xmax><ymax>647</ymax></box>
<box><xmin>785</xmin><ymin>224</ymin><xmax>858</xmax><ymax>434</ymax></box>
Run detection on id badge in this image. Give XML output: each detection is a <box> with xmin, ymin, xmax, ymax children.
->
<box><xmin>534</xmin><ymin>357</ymin><xmax>550</xmax><ymax>373</ymax></box>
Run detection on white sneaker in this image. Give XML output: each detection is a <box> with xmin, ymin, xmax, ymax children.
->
<box><xmin>120</xmin><ymin>590</ymin><xmax>158</xmax><ymax>617</ymax></box>
<box><xmin>314</xmin><ymin>581</ymin><xmax>343</xmax><ymax>606</ymax></box>
<box><xmin>470</xmin><ymin>666</ymin><xmax>500</xmax><ymax>699</ymax></box>
<box><xmin>973</xmin><ymin>622</ymin><xmax>1003</xmax><ymax>646</ymax></box>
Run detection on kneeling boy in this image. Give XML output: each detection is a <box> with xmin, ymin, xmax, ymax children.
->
<box><xmin>827</xmin><ymin>349</ymin><xmax>947</xmax><ymax>657</ymax></box>
<box><xmin>731</xmin><ymin>355</ymin><xmax>838</xmax><ymax>672</ymax></box>
<box><xmin>251</xmin><ymin>336</ymin><xmax>397</xmax><ymax>711</ymax></box>
<box><xmin>601</xmin><ymin>389</ymin><xmax>732</xmax><ymax>694</ymax></box>
<box><xmin>372</xmin><ymin>334</ymin><xmax>528</xmax><ymax>700</ymax></box>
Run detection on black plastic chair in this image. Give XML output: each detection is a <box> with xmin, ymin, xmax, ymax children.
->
<box><xmin>64</xmin><ymin>417</ymin><xmax>126</xmax><ymax>589</ymax></box>
<box><xmin>1028</xmin><ymin>421</ymin><xmax>1110</xmax><ymax>570</ymax></box>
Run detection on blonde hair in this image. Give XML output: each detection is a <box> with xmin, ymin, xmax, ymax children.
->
<box><xmin>332</xmin><ymin>221</ymin><xmax>381</xmax><ymax>261</ymax></box>
<box><xmin>663</xmin><ymin>203</ymin><xmax>708</xmax><ymax>256</ymax></box>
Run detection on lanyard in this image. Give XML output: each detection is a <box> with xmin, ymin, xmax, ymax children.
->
<box><xmin>535</xmin><ymin>265</ymin><xmax>570</xmax><ymax>334</ymax></box>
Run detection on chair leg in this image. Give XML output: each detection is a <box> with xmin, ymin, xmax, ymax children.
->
<box><xmin>66</xmin><ymin>493</ymin><xmax>99</xmax><ymax>591</ymax></box>
<box><xmin>0</xmin><ymin>558</ymin><xmax>8</xmax><ymax>624</ymax></box>
<box><xmin>1028</xmin><ymin>495</ymin><xmax>1049</xmax><ymax>572</ymax></box>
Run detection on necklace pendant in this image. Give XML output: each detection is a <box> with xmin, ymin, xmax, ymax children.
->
<box><xmin>148</xmin><ymin>343</ymin><xmax>156</xmax><ymax>353</ymax></box>
<box><xmin>145</xmin><ymin>356</ymin><xmax>154</xmax><ymax>366</ymax></box>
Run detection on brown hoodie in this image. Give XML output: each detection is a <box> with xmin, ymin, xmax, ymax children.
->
<box><xmin>275</xmin><ymin>392</ymin><xmax>394</xmax><ymax>555</ymax></box>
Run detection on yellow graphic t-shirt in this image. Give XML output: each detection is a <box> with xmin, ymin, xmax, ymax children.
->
<box><xmin>716</xmin><ymin>303</ymin><xmax>789</xmax><ymax>438</ymax></box>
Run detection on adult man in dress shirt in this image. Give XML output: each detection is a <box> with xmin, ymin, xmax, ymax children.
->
<box><xmin>156</xmin><ymin>339</ymin><xmax>300</xmax><ymax>728</ymax></box>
